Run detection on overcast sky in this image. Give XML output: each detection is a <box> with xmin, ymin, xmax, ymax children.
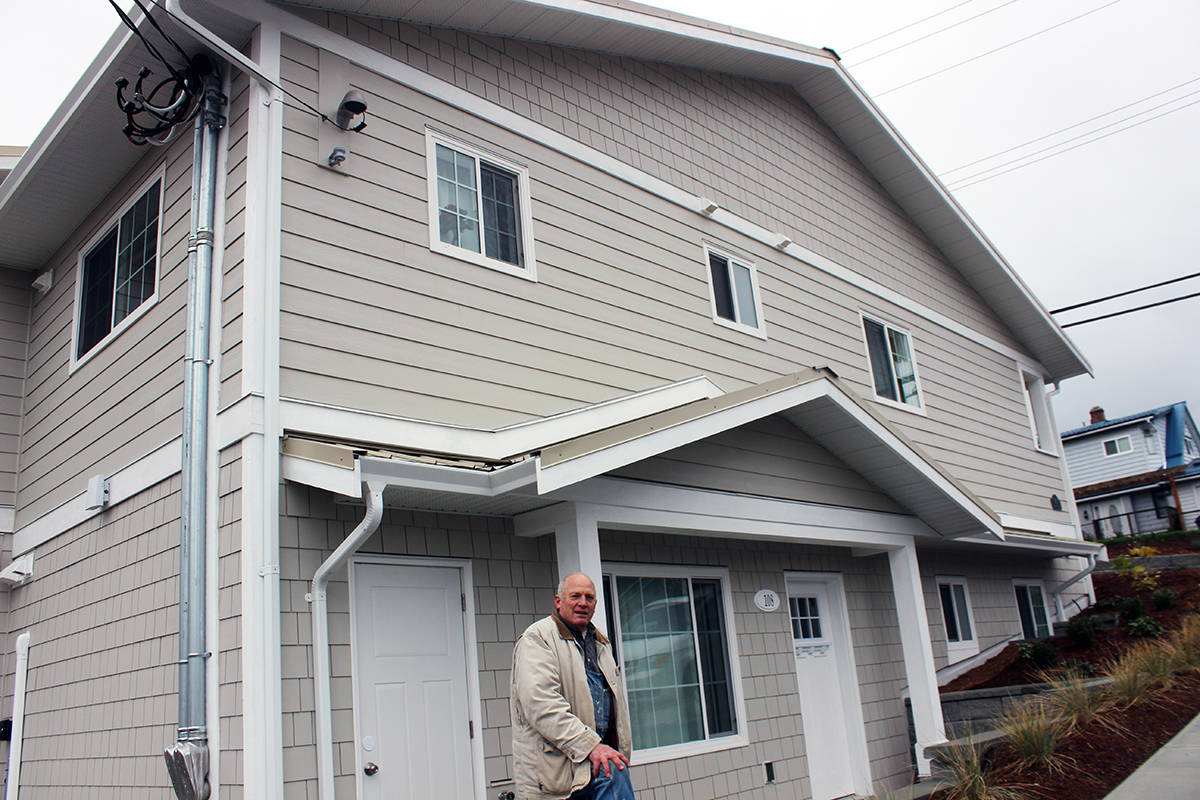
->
<box><xmin>1</xmin><ymin>0</ymin><xmax>1196</xmax><ymax>432</ymax></box>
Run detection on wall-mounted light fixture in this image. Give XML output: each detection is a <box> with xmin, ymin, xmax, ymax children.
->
<box><xmin>334</xmin><ymin>89</ymin><xmax>368</xmax><ymax>132</ymax></box>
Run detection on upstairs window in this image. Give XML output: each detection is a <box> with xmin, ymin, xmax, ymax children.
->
<box><xmin>425</xmin><ymin>131</ymin><xmax>535</xmax><ymax>279</ymax></box>
<box><xmin>74</xmin><ymin>175</ymin><xmax>162</xmax><ymax>363</ymax></box>
<box><xmin>705</xmin><ymin>246</ymin><xmax>765</xmax><ymax>337</ymax></box>
<box><xmin>862</xmin><ymin>316</ymin><xmax>921</xmax><ymax>408</ymax></box>
<box><xmin>1103</xmin><ymin>435</ymin><xmax>1132</xmax><ymax>456</ymax></box>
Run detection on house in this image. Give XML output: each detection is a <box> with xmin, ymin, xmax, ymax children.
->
<box><xmin>1063</xmin><ymin>403</ymin><xmax>1200</xmax><ymax>539</ymax></box>
<box><xmin>0</xmin><ymin>1</ymin><xmax>1104</xmax><ymax>798</ymax></box>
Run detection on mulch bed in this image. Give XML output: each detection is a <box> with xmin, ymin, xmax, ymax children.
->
<box><xmin>1104</xmin><ymin>535</ymin><xmax>1200</xmax><ymax>557</ymax></box>
<box><xmin>928</xmin><ymin>673</ymin><xmax>1200</xmax><ymax>800</ymax></box>
<box><xmin>928</xmin><ymin>567</ymin><xmax>1200</xmax><ymax>800</ymax></box>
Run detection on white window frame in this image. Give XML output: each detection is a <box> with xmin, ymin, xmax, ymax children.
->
<box><xmin>602</xmin><ymin>563</ymin><xmax>748</xmax><ymax>764</ymax></box>
<box><xmin>1019</xmin><ymin>369</ymin><xmax>1058</xmax><ymax>455</ymax></box>
<box><xmin>936</xmin><ymin>576</ymin><xmax>979</xmax><ymax>662</ymax></box>
<box><xmin>859</xmin><ymin>312</ymin><xmax>925</xmax><ymax>413</ymax></box>
<box><xmin>70</xmin><ymin>167</ymin><xmax>165</xmax><ymax>371</ymax></box>
<box><xmin>702</xmin><ymin>243</ymin><xmax>766</xmax><ymax>339</ymax></box>
<box><xmin>1102</xmin><ymin>435</ymin><xmax>1133</xmax><ymax>457</ymax></box>
<box><xmin>424</xmin><ymin>129</ymin><xmax>537</xmax><ymax>281</ymax></box>
<box><xmin>1013</xmin><ymin>579</ymin><xmax>1052</xmax><ymax>640</ymax></box>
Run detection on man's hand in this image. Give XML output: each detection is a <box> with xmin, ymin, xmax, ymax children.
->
<box><xmin>587</xmin><ymin>743</ymin><xmax>629</xmax><ymax>778</ymax></box>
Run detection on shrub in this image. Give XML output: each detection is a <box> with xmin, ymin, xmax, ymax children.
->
<box><xmin>1152</xmin><ymin>588</ymin><xmax>1180</xmax><ymax>610</ymax></box>
<box><xmin>1055</xmin><ymin>658</ymin><xmax>1097</xmax><ymax>678</ymax></box>
<box><xmin>1066</xmin><ymin>614</ymin><xmax>1101</xmax><ymax>646</ymax></box>
<box><xmin>937</xmin><ymin>732</ymin><xmax>1020</xmax><ymax>800</ymax></box>
<box><xmin>1127</xmin><ymin>617</ymin><xmax>1165</xmax><ymax>638</ymax></box>
<box><xmin>1040</xmin><ymin>669</ymin><xmax>1104</xmax><ymax>731</ymax></box>
<box><xmin>1128</xmin><ymin>545</ymin><xmax>1159</xmax><ymax>558</ymax></box>
<box><xmin>998</xmin><ymin>700</ymin><xmax>1063</xmax><ymax>770</ymax></box>
<box><xmin>1111</xmin><ymin>554</ymin><xmax>1133</xmax><ymax>570</ymax></box>
<box><xmin>1131</xmin><ymin>565</ymin><xmax>1160</xmax><ymax>592</ymax></box>
<box><xmin>1117</xmin><ymin>596</ymin><xmax>1145</xmax><ymax>621</ymax></box>
<box><xmin>1018</xmin><ymin>640</ymin><xmax>1059</xmax><ymax>668</ymax></box>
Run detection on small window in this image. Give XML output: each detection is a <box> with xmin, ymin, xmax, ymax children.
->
<box><xmin>862</xmin><ymin>316</ymin><xmax>921</xmax><ymax>408</ymax></box>
<box><xmin>1013</xmin><ymin>581</ymin><xmax>1051</xmax><ymax>640</ymax></box>
<box><xmin>704</xmin><ymin>246</ymin><xmax>765</xmax><ymax>337</ymax></box>
<box><xmin>425</xmin><ymin>131</ymin><xmax>535</xmax><ymax>279</ymax></box>
<box><xmin>1021</xmin><ymin>371</ymin><xmax>1055</xmax><ymax>453</ymax></box>
<box><xmin>1103</xmin><ymin>435</ymin><xmax>1133</xmax><ymax>456</ymax></box>
<box><xmin>603</xmin><ymin>566</ymin><xmax>745</xmax><ymax>761</ymax></box>
<box><xmin>74</xmin><ymin>175</ymin><xmax>163</xmax><ymax>363</ymax></box>
<box><xmin>937</xmin><ymin>577</ymin><xmax>978</xmax><ymax>660</ymax></box>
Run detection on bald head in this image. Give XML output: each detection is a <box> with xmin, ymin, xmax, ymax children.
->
<box><xmin>555</xmin><ymin>573</ymin><xmax>597</xmax><ymax>630</ymax></box>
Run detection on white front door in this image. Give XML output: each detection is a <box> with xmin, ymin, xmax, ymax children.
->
<box><xmin>787</xmin><ymin>576</ymin><xmax>867</xmax><ymax>800</ymax></box>
<box><xmin>352</xmin><ymin>560</ymin><xmax>477</xmax><ymax>799</ymax></box>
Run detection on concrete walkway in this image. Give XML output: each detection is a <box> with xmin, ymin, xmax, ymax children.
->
<box><xmin>1103</xmin><ymin>710</ymin><xmax>1200</xmax><ymax>799</ymax></box>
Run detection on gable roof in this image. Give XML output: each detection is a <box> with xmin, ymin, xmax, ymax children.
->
<box><xmin>0</xmin><ymin>0</ymin><xmax>1088</xmax><ymax>381</ymax></box>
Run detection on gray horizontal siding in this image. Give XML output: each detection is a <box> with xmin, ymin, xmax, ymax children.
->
<box><xmin>276</xmin><ymin>36</ymin><xmax>1072</xmax><ymax>526</ymax></box>
<box><xmin>1063</xmin><ymin>428</ymin><xmax>1160</xmax><ymax>487</ymax></box>
<box><xmin>18</xmin><ymin>142</ymin><xmax>191</xmax><ymax>525</ymax></box>
<box><xmin>0</xmin><ymin>269</ymin><xmax>30</xmax><ymax>508</ymax></box>
<box><xmin>612</xmin><ymin>416</ymin><xmax>904</xmax><ymax>513</ymax></box>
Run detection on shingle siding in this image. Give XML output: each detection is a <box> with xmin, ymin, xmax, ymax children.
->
<box><xmin>0</xmin><ymin>269</ymin><xmax>30</xmax><ymax>511</ymax></box>
<box><xmin>219</xmin><ymin>443</ymin><xmax>244</xmax><ymax>799</ymax></box>
<box><xmin>3</xmin><ymin>478</ymin><xmax>180</xmax><ymax>798</ymax></box>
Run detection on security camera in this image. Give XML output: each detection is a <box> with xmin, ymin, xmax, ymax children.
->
<box><xmin>335</xmin><ymin>90</ymin><xmax>368</xmax><ymax>132</ymax></box>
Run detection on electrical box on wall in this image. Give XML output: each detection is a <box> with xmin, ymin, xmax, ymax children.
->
<box><xmin>86</xmin><ymin>474</ymin><xmax>111</xmax><ymax>510</ymax></box>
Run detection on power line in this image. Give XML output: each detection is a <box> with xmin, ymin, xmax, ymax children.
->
<box><xmin>947</xmin><ymin>95</ymin><xmax>1200</xmax><ymax>189</ymax></box>
<box><xmin>1051</xmin><ymin>271</ymin><xmax>1200</xmax><ymax>314</ymax></box>
<box><xmin>940</xmin><ymin>75</ymin><xmax>1200</xmax><ymax>176</ymax></box>
<box><xmin>850</xmin><ymin>0</ymin><xmax>1021</xmax><ymax>67</ymax></box>
<box><xmin>875</xmin><ymin>0</ymin><xmax>1121</xmax><ymax>97</ymax></box>
<box><xmin>1059</xmin><ymin>291</ymin><xmax>1200</xmax><ymax>328</ymax></box>
<box><xmin>845</xmin><ymin>0</ymin><xmax>983</xmax><ymax>53</ymax></box>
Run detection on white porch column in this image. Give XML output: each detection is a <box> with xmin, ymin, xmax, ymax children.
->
<box><xmin>888</xmin><ymin>540</ymin><xmax>946</xmax><ymax>775</ymax></box>
<box><xmin>552</xmin><ymin>505</ymin><xmax>608</xmax><ymax>636</ymax></box>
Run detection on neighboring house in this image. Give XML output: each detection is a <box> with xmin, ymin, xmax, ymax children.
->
<box><xmin>1063</xmin><ymin>403</ymin><xmax>1200</xmax><ymax>539</ymax></box>
<box><xmin>0</xmin><ymin>2</ymin><xmax>1103</xmax><ymax>799</ymax></box>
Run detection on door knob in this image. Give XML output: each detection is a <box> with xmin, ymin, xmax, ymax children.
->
<box><xmin>363</xmin><ymin>762</ymin><xmax>379</xmax><ymax>776</ymax></box>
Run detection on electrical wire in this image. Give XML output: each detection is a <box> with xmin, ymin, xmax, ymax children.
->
<box><xmin>844</xmin><ymin>0</ymin><xmax>983</xmax><ymax>53</ymax></box>
<box><xmin>1059</xmin><ymin>291</ymin><xmax>1200</xmax><ymax>328</ymax></box>
<box><xmin>874</xmin><ymin>0</ymin><xmax>1121</xmax><ymax>97</ymax></box>
<box><xmin>947</xmin><ymin>95</ymin><xmax>1200</xmax><ymax>189</ymax></box>
<box><xmin>940</xmin><ymin>75</ymin><xmax>1200</xmax><ymax>176</ymax></box>
<box><xmin>1050</xmin><ymin>271</ymin><xmax>1200</xmax><ymax>314</ymax></box>
<box><xmin>850</xmin><ymin>0</ymin><xmax>1021</xmax><ymax>67</ymax></box>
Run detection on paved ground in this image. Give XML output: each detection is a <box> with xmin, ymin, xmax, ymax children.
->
<box><xmin>1102</xmin><ymin>710</ymin><xmax>1200</xmax><ymax>799</ymax></box>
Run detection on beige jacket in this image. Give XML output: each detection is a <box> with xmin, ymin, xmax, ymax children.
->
<box><xmin>510</xmin><ymin>614</ymin><xmax>632</xmax><ymax>800</ymax></box>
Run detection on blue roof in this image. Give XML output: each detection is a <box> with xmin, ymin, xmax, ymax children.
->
<box><xmin>1060</xmin><ymin>403</ymin><xmax>1181</xmax><ymax>439</ymax></box>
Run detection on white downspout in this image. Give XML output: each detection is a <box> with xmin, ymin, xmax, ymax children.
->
<box><xmin>310</xmin><ymin>481</ymin><xmax>386</xmax><ymax>800</ymax></box>
<box><xmin>5</xmin><ymin>632</ymin><xmax>30</xmax><ymax>800</ymax></box>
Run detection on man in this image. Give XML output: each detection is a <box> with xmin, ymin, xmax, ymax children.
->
<box><xmin>510</xmin><ymin>573</ymin><xmax>634</xmax><ymax>800</ymax></box>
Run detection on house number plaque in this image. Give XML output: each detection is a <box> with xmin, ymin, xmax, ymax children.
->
<box><xmin>753</xmin><ymin>589</ymin><xmax>781</xmax><ymax>611</ymax></box>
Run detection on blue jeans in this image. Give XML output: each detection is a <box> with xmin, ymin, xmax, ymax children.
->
<box><xmin>570</xmin><ymin>764</ymin><xmax>635</xmax><ymax>800</ymax></box>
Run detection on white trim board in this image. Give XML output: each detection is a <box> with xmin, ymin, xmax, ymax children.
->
<box><xmin>278</xmin><ymin>374</ymin><xmax>720</xmax><ymax>460</ymax></box>
<box><xmin>998</xmin><ymin>513</ymin><xmax>1079</xmax><ymax>539</ymax></box>
<box><xmin>222</xmin><ymin>0</ymin><xmax>1051</xmax><ymax>376</ymax></box>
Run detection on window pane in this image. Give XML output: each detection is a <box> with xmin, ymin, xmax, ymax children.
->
<box><xmin>480</xmin><ymin>163</ymin><xmax>521</xmax><ymax>266</ymax></box>
<box><xmin>887</xmin><ymin>327</ymin><xmax>920</xmax><ymax>405</ymax></box>
<box><xmin>731</xmin><ymin>262</ymin><xmax>758</xmax><ymax>327</ymax></box>
<box><xmin>863</xmin><ymin>319</ymin><xmax>897</xmax><ymax>401</ymax></box>
<box><xmin>112</xmin><ymin>182</ymin><xmax>160</xmax><ymax>326</ymax></box>
<box><xmin>78</xmin><ymin>227</ymin><xmax>119</xmax><ymax>358</ymax></box>
<box><xmin>435</xmin><ymin>143</ymin><xmax>456</xmax><ymax>179</ymax></box>
<box><xmin>435</xmin><ymin>145</ymin><xmax>481</xmax><ymax>254</ymax></box>
<box><xmin>939</xmin><ymin>584</ymin><xmax>960</xmax><ymax>642</ymax></box>
<box><xmin>693</xmin><ymin>579</ymin><xmax>735</xmax><ymax>736</ymax></box>
<box><xmin>1014</xmin><ymin>585</ymin><xmax>1037</xmax><ymax>640</ymax></box>
<box><xmin>1028</xmin><ymin>587</ymin><xmax>1050</xmax><ymax>639</ymax></box>
<box><xmin>709</xmin><ymin>254</ymin><xmax>735</xmax><ymax>321</ymax></box>
<box><xmin>953</xmin><ymin>585</ymin><xmax>972</xmax><ymax>641</ymax></box>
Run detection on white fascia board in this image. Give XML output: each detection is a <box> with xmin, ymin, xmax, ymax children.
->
<box><xmin>535</xmin><ymin>380</ymin><xmax>829</xmax><ymax>494</ymax></box>
<box><xmin>958</xmin><ymin>530</ymin><xmax>1104</xmax><ymax>557</ymax></box>
<box><xmin>14</xmin><ymin>437</ymin><xmax>183</xmax><ymax>556</ymax></box>
<box><xmin>281</xmin><ymin>453</ymin><xmax>362</xmax><ymax>498</ymax></box>
<box><xmin>358</xmin><ymin>456</ymin><xmax>538</xmax><ymax>496</ymax></box>
<box><xmin>231</xmin><ymin>0</ymin><xmax>1051</xmax><ymax>377</ymax></box>
<box><xmin>278</xmin><ymin>374</ymin><xmax>720</xmax><ymax>460</ymax></box>
<box><xmin>998</xmin><ymin>513</ymin><xmax>1080</xmax><ymax>540</ymax></box>
<box><xmin>520</xmin><ymin>476</ymin><xmax>934</xmax><ymax>540</ymax></box>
